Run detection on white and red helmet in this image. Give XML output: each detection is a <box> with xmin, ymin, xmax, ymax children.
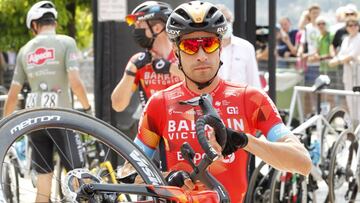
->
<box><xmin>26</xmin><ymin>1</ymin><xmax>58</xmax><ymax>29</ymax></box>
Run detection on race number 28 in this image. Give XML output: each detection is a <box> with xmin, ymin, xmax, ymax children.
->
<box><xmin>41</xmin><ymin>92</ymin><xmax>58</xmax><ymax>107</ymax></box>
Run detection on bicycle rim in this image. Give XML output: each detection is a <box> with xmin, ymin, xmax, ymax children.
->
<box><xmin>245</xmin><ymin>161</ymin><xmax>273</xmax><ymax>203</ymax></box>
<box><xmin>328</xmin><ymin>129</ymin><xmax>358</xmax><ymax>202</ymax></box>
<box><xmin>269</xmin><ymin>170</ymin><xmax>307</xmax><ymax>203</ymax></box>
<box><xmin>0</xmin><ymin>108</ymin><xmax>165</xmax><ymax>202</ymax></box>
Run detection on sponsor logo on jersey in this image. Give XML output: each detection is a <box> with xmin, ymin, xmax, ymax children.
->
<box><xmin>226</xmin><ymin>106</ymin><xmax>239</xmax><ymax>115</ymax></box>
<box><xmin>176</xmin><ymin>151</ymin><xmax>236</xmax><ymax>164</ymax></box>
<box><xmin>143</xmin><ymin>71</ymin><xmax>180</xmax><ymax>86</ymax></box>
<box><xmin>167</xmin><ymin>118</ymin><xmax>244</xmax><ymax>140</ymax></box>
<box><xmin>27</xmin><ymin>47</ymin><xmax>55</xmax><ymax>65</ymax></box>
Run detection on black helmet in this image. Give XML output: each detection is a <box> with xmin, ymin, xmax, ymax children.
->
<box><xmin>126</xmin><ymin>1</ymin><xmax>172</xmax><ymax>25</ymax></box>
<box><xmin>166</xmin><ymin>1</ymin><xmax>227</xmax><ymax>42</ymax></box>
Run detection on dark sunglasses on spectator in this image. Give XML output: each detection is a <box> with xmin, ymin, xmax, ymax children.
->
<box><xmin>178</xmin><ymin>37</ymin><xmax>221</xmax><ymax>55</ymax></box>
<box><xmin>347</xmin><ymin>23</ymin><xmax>359</xmax><ymax>28</ymax></box>
<box><xmin>317</xmin><ymin>22</ymin><xmax>326</xmax><ymax>26</ymax></box>
<box><xmin>345</xmin><ymin>13</ymin><xmax>356</xmax><ymax>16</ymax></box>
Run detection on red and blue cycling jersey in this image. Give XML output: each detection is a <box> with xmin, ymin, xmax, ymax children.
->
<box><xmin>134</xmin><ymin>79</ymin><xmax>290</xmax><ymax>203</ymax></box>
<box><xmin>133</xmin><ymin>51</ymin><xmax>182</xmax><ymax>108</ymax></box>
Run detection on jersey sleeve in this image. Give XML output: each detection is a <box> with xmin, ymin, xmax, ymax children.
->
<box><xmin>244</xmin><ymin>86</ymin><xmax>283</xmax><ymax>137</ymax></box>
<box><xmin>65</xmin><ymin>37</ymin><xmax>80</xmax><ymax>71</ymax></box>
<box><xmin>134</xmin><ymin>91</ymin><xmax>165</xmax><ymax>157</ymax></box>
<box><xmin>12</xmin><ymin>49</ymin><xmax>26</xmax><ymax>86</ymax></box>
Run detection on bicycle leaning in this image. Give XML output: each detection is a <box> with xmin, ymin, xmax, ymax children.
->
<box><xmin>246</xmin><ymin>75</ymin><xmax>351</xmax><ymax>203</ymax></box>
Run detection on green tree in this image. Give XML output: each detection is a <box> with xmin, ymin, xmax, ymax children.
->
<box><xmin>0</xmin><ymin>0</ymin><xmax>92</xmax><ymax>51</ymax></box>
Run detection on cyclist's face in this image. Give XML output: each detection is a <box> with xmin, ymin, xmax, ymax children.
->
<box><xmin>175</xmin><ymin>31</ymin><xmax>221</xmax><ymax>83</ymax></box>
<box><xmin>134</xmin><ymin>20</ymin><xmax>153</xmax><ymax>38</ymax></box>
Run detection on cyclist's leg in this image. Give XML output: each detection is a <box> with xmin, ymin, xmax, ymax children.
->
<box><xmin>29</xmin><ymin>130</ymin><xmax>55</xmax><ymax>202</ymax></box>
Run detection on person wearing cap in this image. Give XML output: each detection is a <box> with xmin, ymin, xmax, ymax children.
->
<box><xmin>3</xmin><ymin>1</ymin><xmax>91</xmax><ymax>202</ymax></box>
<box><xmin>332</xmin><ymin>4</ymin><xmax>359</xmax><ymax>52</ymax></box>
<box><xmin>329</xmin><ymin>18</ymin><xmax>360</xmax><ymax>126</ymax></box>
<box><xmin>130</xmin><ymin>1</ymin><xmax>311</xmax><ymax>202</ymax></box>
<box><xmin>111</xmin><ymin>1</ymin><xmax>183</xmax><ymax>113</ymax></box>
<box><xmin>215</xmin><ymin>4</ymin><xmax>261</xmax><ymax>88</ymax></box>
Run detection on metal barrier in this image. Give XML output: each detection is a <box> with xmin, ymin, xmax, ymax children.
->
<box><xmin>287</xmin><ymin>86</ymin><xmax>360</xmax><ymax>127</ymax></box>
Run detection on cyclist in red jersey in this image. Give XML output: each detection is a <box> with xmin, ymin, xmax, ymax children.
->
<box><xmin>132</xmin><ymin>1</ymin><xmax>312</xmax><ymax>202</ymax></box>
<box><xmin>111</xmin><ymin>1</ymin><xmax>183</xmax><ymax>111</ymax></box>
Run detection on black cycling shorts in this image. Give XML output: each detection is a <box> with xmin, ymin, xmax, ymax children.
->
<box><xmin>29</xmin><ymin>129</ymin><xmax>84</xmax><ymax>174</ymax></box>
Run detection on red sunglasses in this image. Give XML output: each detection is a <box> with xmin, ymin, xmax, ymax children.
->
<box><xmin>125</xmin><ymin>12</ymin><xmax>145</xmax><ymax>26</ymax></box>
<box><xmin>178</xmin><ymin>37</ymin><xmax>221</xmax><ymax>55</ymax></box>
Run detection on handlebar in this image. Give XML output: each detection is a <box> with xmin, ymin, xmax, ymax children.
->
<box><xmin>179</xmin><ymin>93</ymin><xmax>230</xmax><ymax>203</ymax></box>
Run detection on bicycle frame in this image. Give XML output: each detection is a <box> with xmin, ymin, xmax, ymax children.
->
<box><xmin>79</xmin><ymin>183</ymin><xmax>220</xmax><ymax>203</ymax></box>
<box><xmin>287</xmin><ymin>86</ymin><xmax>360</xmax><ymax>127</ymax></box>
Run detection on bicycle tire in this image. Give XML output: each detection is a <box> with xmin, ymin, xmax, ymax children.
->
<box><xmin>328</xmin><ymin>129</ymin><xmax>357</xmax><ymax>202</ymax></box>
<box><xmin>269</xmin><ymin>170</ymin><xmax>307</xmax><ymax>203</ymax></box>
<box><xmin>2</xmin><ymin>157</ymin><xmax>20</xmax><ymax>203</ymax></box>
<box><xmin>0</xmin><ymin>108</ymin><xmax>166</xmax><ymax>202</ymax></box>
<box><xmin>321</xmin><ymin>106</ymin><xmax>349</xmax><ymax>137</ymax></box>
<box><xmin>245</xmin><ymin>161</ymin><xmax>273</xmax><ymax>203</ymax></box>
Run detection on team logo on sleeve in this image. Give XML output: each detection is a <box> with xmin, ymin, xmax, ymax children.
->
<box><xmin>27</xmin><ymin>47</ymin><xmax>55</xmax><ymax>65</ymax></box>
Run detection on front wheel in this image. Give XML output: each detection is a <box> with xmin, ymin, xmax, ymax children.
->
<box><xmin>0</xmin><ymin>108</ymin><xmax>166</xmax><ymax>202</ymax></box>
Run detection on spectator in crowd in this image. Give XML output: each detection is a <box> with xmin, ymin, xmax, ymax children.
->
<box><xmin>330</xmin><ymin>6</ymin><xmax>346</xmax><ymax>34</ymax></box>
<box><xmin>216</xmin><ymin>4</ymin><xmax>261</xmax><ymax>88</ymax></box>
<box><xmin>329</xmin><ymin>18</ymin><xmax>360</xmax><ymax>126</ymax></box>
<box><xmin>277</xmin><ymin>17</ymin><xmax>298</xmax><ymax>58</ymax></box>
<box><xmin>332</xmin><ymin>4</ymin><xmax>359</xmax><ymax>53</ymax></box>
<box><xmin>313</xmin><ymin>16</ymin><xmax>334</xmax><ymax>74</ymax></box>
<box><xmin>297</xmin><ymin>4</ymin><xmax>321</xmax><ymax>85</ymax></box>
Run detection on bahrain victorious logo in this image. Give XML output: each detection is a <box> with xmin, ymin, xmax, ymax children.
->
<box><xmin>27</xmin><ymin>47</ymin><xmax>55</xmax><ymax>65</ymax></box>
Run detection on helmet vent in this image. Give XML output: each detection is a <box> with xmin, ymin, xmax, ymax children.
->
<box><xmin>189</xmin><ymin>22</ymin><xmax>208</xmax><ymax>28</ymax></box>
<box><xmin>214</xmin><ymin>16</ymin><xmax>225</xmax><ymax>25</ymax></box>
<box><xmin>40</xmin><ymin>3</ymin><xmax>54</xmax><ymax>8</ymax></box>
<box><xmin>206</xmin><ymin>7</ymin><xmax>217</xmax><ymax>19</ymax></box>
<box><xmin>170</xmin><ymin>19</ymin><xmax>183</xmax><ymax>27</ymax></box>
<box><xmin>176</xmin><ymin>8</ymin><xmax>191</xmax><ymax>20</ymax></box>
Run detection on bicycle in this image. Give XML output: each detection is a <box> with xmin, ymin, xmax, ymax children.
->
<box><xmin>0</xmin><ymin>94</ymin><xmax>231</xmax><ymax>202</ymax></box>
<box><xmin>246</xmin><ymin>75</ymin><xmax>351</xmax><ymax>203</ymax></box>
<box><xmin>328</xmin><ymin>115</ymin><xmax>360</xmax><ymax>202</ymax></box>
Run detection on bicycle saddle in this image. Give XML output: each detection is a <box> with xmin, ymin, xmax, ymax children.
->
<box><xmin>312</xmin><ymin>75</ymin><xmax>330</xmax><ymax>92</ymax></box>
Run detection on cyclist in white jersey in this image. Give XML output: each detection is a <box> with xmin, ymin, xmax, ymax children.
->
<box><xmin>3</xmin><ymin>1</ymin><xmax>91</xmax><ymax>202</ymax></box>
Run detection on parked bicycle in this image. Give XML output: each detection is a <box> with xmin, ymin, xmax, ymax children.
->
<box><xmin>246</xmin><ymin>75</ymin><xmax>351</xmax><ymax>203</ymax></box>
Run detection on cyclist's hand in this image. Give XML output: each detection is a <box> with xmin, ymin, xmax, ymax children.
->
<box><xmin>222</xmin><ymin>127</ymin><xmax>248</xmax><ymax>156</ymax></box>
<box><xmin>208</xmin><ymin>127</ymin><xmax>223</xmax><ymax>157</ymax></box>
<box><xmin>152</xmin><ymin>58</ymin><xmax>172</xmax><ymax>74</ymax></box>
<box><xmin>165</xmin><ymin>170</ymin><xmax>194</xmax><ymax>191</ymax></box>
<box><xmin>132</xmin><ymin>51</ymin><xmax>152</xmax><ymax>69</ymax></box>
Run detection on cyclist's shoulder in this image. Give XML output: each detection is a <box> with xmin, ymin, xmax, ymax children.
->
<box><xmin>225</xmin><ymin>82</ymin><xmax>268</xmax><ymax>101</ymax></box>
<box><xmin>222</xmin><ymin>80</ymin><xmax>248</xmax><ymax>91</ymax></box>
<box><xmin>54</xmin><ymin>34</ymin><xmax>77</xmax><ymax>44</ymax></box>
<box><xmin>148</xmin><ymin>82</ymin><xmax>185</xmax><ymax>103</ymax></box>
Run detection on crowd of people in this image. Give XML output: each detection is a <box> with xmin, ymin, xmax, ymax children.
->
<box><xmin>2</xmin><ymin>0</ymin><xmax>360</xmax><ymax>202</ymax></box>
